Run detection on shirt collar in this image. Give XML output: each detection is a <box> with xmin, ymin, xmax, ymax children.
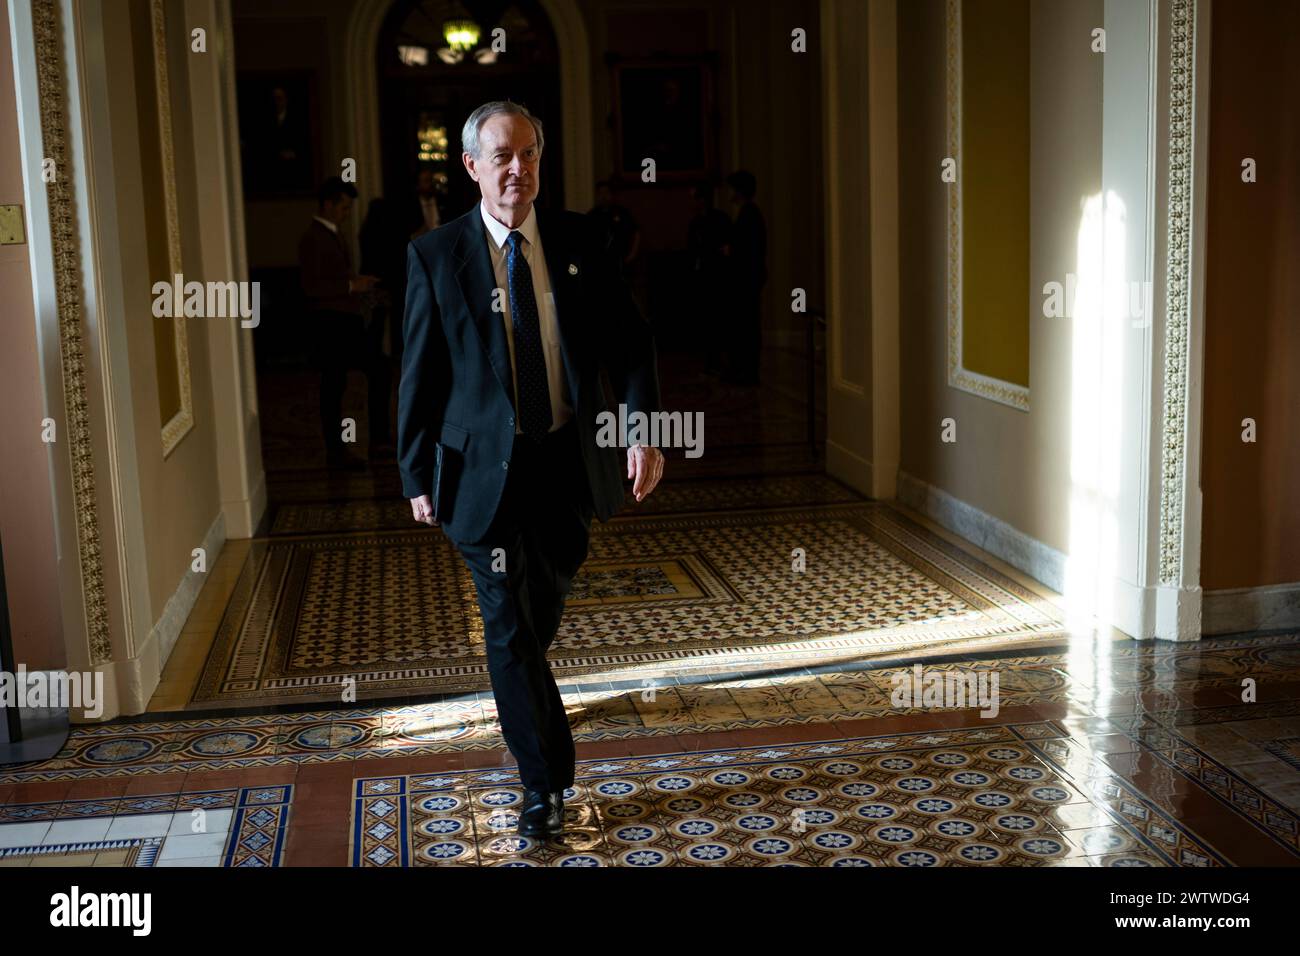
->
<box><xmin>313</xmin><ymin>215</ymin><xmax>338</xmax><ymax>235</ymax></box>
<box><xmin>479</xmin><ymin>199</ymin><xmax>538</xmax><ymax>251</ymax></box>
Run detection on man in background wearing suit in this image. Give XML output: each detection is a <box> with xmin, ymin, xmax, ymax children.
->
<box><xmin>397</xmin><ymin>101</ymin><xmax>664</xmax><ymax>839</ymax></box>
<box><xmin>299</xmin><ymin>177</ymin><xmax>391</xmax><ymax>469</ymax></box>
<box><xmin>410</xmin><ymin>166</ymin><xmax>442</xmax><ymax>239</ymax></box>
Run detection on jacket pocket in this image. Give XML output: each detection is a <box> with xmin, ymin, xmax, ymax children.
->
<box><xmin>439</xmin><ymin>421</ymin><xmax>470</xmax><ymax>452</ymax></box>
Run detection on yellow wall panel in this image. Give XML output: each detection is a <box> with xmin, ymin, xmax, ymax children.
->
<box><xmin>961</xmin><ymin>0</ymin><xmax>1030</xmax><ymax>388</ymax></box>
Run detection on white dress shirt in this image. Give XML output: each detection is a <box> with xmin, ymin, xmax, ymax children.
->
<box><xmin>479</xmin><ymin>200</ymin><xmax>573</xmax><ymax>434</ymax></box>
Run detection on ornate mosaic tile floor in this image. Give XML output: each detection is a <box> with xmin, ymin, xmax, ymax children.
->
<box><xmin>4</xmin><ymin>634</ymin><xmax>1300</xmax><ymax>866</ymax></box>
<box><xmin>350</xmin><ymin>722</ymin><xmax>1239</xmax><ymax>867</ymax></box>
<box><xmin>0</xmin><ymin>786</ymin><xmax>291</xmax><ymax>867</ymax></box>
<box><xmin>6</xmin><ymin>634</ymin><xmax>1298</xmax><ymax>779</ymax></box>
<box><xmin>190</xmin><ymin>500</ymin><xmax>1067</xmax><ymax>707</ymax></box>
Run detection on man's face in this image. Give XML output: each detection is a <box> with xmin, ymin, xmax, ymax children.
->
<box><xmin>463</xmin><ymin>113</ymin><xmax>540</xmax><ymax>215</ymax></box>
<box><xmin>323</xmin><ymin>194</ymin><xmax>352</xmax><ymax>225</ymax></box>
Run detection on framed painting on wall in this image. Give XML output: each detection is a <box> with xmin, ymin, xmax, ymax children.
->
<box><xmin>237</xmin><ymin>70</ymin><xmax>322</xmax><ymax>198</ymax></box>
<box><xmin>609</xmin><ymin>56</ymin><xmax>717</xmax><ymax>182</ymax></box>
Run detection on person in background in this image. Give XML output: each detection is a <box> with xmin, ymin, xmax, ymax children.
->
<box><xmin>410</xmin><ymin>166</ymin><xmax>442</xmax><ymax>239</ymax></box>
<box><xmin>686</xmin><ymin>180</ymin><xmax>732</xmax><ymax>376</ymax></box>
<box><xmin>298</xmin><ymin>177</ymin><xmax>392</xmax><ymax>469</ymax></box>
<box><xmin>723</xmin><ymin>169</ymin><xmax>767</xmax><ymax>385</ymax></box>
<box><xmin>588</xmin><ymin>178</ymin><xmax>640</xmax><ymax>279</ymax></box>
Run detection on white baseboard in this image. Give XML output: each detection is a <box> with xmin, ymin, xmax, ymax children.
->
<box><xmin>150</xmin><ymin>511</ymin><xmax>227</xmax><ymax>668</ymax></box>
<box><xmin>894</xmin><ymin>471</ymin><xmax>1232</xmax><ymax>641</ymax></box>
<box><xmin>895</xmin><ymin>470</ymin><xmax>1066</xmax><ymax>595</ymax></box>
<box><xmin>101</xmin><ymin>511</ymin><xmax>228</xmax><ymax>718</ymax></box>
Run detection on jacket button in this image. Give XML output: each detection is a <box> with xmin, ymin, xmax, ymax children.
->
<box><xmin>507</xmin><ymin>416</ymin><xmax>514</xmax><ymax>427</ymax></box>
<box><xmin>502</xmin><ymin>460</ymin><xmax>509</xmax><ymax>469</ymax></box>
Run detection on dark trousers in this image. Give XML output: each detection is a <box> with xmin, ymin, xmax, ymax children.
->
<box><xmin>692</xmin><ymin>271</ymin><xmax>726</xmax><ymax>372</ymax></box>
<box><xmin>451</xmin><ymin>418</ymin><xmax>594</xmax><ymax>792</ymax></box>
<box><xmin>312</xmin><ymin>309</ymin><xmax>391</xmax><ymax>453</ymax></box>
<box><xmin>727</xmin><ymin>287</ymin><xmax>762</xmax><ymax>384</ymax></box>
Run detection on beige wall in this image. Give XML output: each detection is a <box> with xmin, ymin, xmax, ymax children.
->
<box><xmin>0</xmin><ymin>6</ymin><xmax>65</xmax><ymax>671</ymax></box>
<box><xmin>898</xmin><ymin>0</ymin><xmax>1101</xmax><ymax>555</ymax></box>
<box><xmin>100</xmin><ymin>6</ymin><xmax>225</xmax><ymax>624</ymax></box>
<box><xmin>234</xmin><ymin>0</ymin><xmax>355</xmax><ymax>269</ymax></box>
<box><xmin>1201</xmin><ymin>0</ymin><xmax>1300</xmax><ymax>590</ymax></box>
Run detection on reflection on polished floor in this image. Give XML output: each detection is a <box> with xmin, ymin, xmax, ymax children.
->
<box><xmin>3</xmin><ymin>363</ymin><xmax>1298</xmax><ymax>867</ymax></box>
<box><xmin>2</xmin><ymin>630</ymin><xmax>1299</xmax><ymax>866</ymax></box>
<box><xmin>2</xmin><ymin>466</ymin><xmax>1298</xmax><ymax>865</ymax></box>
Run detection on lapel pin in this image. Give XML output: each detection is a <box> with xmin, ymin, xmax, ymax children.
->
<box><xmin>568</xmin><ymin>263</ymin><xmax>578</xmax><ymax>275</ymax></box>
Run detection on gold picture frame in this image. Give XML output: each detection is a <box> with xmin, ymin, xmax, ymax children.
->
<box><xmin>150</xmin><ymin>0</ymin><xmax>194</xmax><ymax>457</ymax></box>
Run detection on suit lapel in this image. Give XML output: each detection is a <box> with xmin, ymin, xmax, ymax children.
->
<box><xmin>536</xmin><ymin>207</ymin><xmax>583</xmax><ymax>408</ymax></box>
<box><xmin>452</xmin><ymin>209</ymin><xmax>514</xmax><ymax>404</ymax></box>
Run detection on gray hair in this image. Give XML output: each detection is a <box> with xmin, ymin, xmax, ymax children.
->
<box><xmin>461</xmin><ymin>100</ymin><xmax>545</xmax><ymax>160</ymax></box>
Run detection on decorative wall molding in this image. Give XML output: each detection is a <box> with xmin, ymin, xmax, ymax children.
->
<box><xmin>31</xmin><ymin>0</ymin><xmax>112</xmax><ymax>665</ymax></box>
<box><xmin>1156</xmin><ymin>0</ymin><xmax>1195</xmax><ymax>585</ymax></box>
<box><xmin>150</xmin><ymin>0</ymin><xmax>195</xmax><ymax>458</ymax></box>
<box><xmin>944</xmin><ymin>0</ymin><xmax>1030</xmax><ymax>412</ymax></box>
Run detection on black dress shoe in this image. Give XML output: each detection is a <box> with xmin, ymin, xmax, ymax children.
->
<box><xmin>516</xmin><ymin>789</ymin><xmax>565</xmax><ymax>838</ymax></box>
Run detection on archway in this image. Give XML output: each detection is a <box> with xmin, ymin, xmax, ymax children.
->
<box><xmin>376</xmin><ymin>1</ymin><xmax>564</xmax><ymax>220</ymax></box>
<box><xmin>344</xmin><ymin>0</ymin><xmax>594</xmax><ymax>226</ymax></box>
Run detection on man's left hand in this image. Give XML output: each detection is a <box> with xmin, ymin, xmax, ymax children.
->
<box><xmin>627</xmin><ymin>444</ymin><xmax>664</xmax><ymax>502</ymax></box>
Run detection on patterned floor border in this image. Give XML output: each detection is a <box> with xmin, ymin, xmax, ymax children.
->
<box><xmin>6</xmin><ymin>634</ymin><xmax>1299</xmax><ymax>784</ymax></box>
<box><xmin>1111</xmin><ymin>714</ymin><xmax>1300</xmax><ymax>854</ymax></box>
<box><xmin>350</xmin><ymin>721</ymin><xmax>1233</xmax><ymax>867</ymax></box>
<box><xmin>0</xmin><ymin>785</ymin><xmax>292</xmax><ymax>867</ymax></box>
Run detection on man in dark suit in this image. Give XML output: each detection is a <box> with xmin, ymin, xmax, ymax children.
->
<box><xmin>408</xmin><ymin>166</ymin><xmax>442</xmax><ymax>240</ymax></box>
<box><xmin>299</xmin><ymin>177</ymin><xmax>390</xmax><ymax>469</ymax></box>
<box><xmin>397</xmin><ymin>101</ymin><xmax>665</xmax><ymax>840</ymax></box>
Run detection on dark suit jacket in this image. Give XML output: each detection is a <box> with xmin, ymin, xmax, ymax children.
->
<box><xmin>298</xmin><ymin>219</ymin><xmax>361</xmax><ymax>315</ymax></box>
<box><xmin>397</xmin><ymin>204</ymin><xmax>661</xmax><ymax>545</ymax></box>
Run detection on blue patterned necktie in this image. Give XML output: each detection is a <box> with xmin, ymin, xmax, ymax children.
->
<box><xmin>506</xmin><ymin>230</ymin><xmax>552</xmax><ymax>441</ymax></box>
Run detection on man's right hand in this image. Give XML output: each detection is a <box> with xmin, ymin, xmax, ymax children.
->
<box><xmin>410</xmin><ymin>494</ymin><xmax>437</xmax><ymax>526</ymax></box>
